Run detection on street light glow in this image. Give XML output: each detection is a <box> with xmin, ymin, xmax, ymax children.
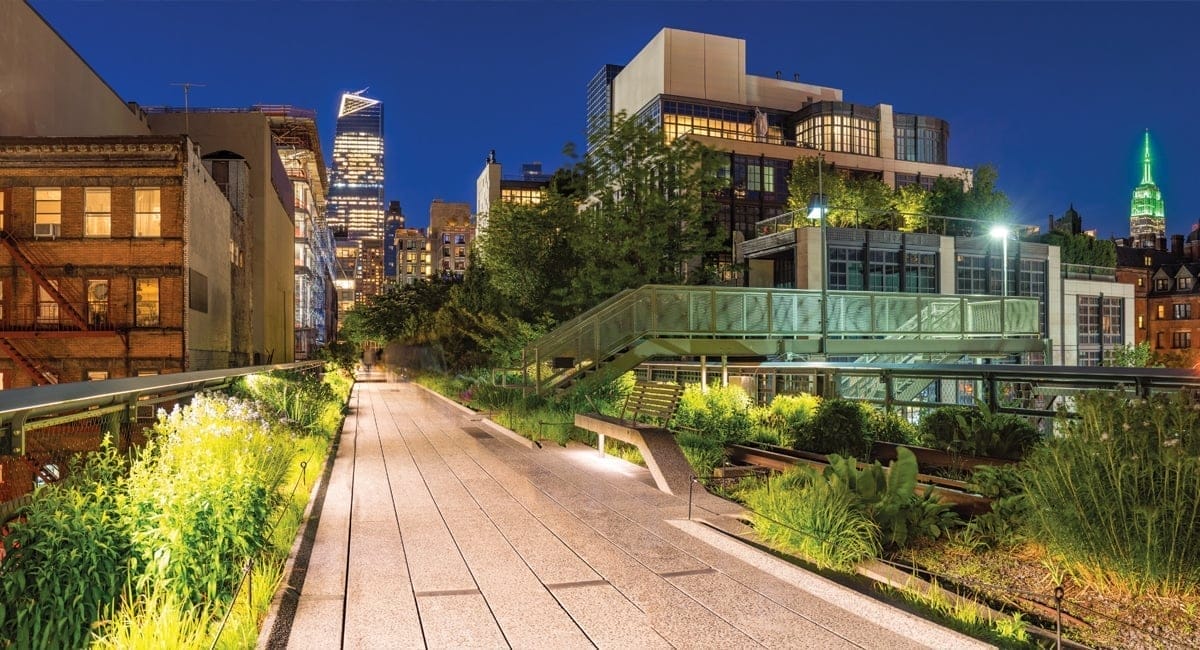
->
<box><xmin>989</xmin><ymin>224</ymin><xmax>1010</xmax><ymax>239</ymax></box>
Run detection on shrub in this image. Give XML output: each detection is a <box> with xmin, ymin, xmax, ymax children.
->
<box><xmin>917</xmin><ymin>403</ymin><xmax>1041</xmax><ymax>460</ymax></box>
<box><xmin>751</xmin><ymin>393</ymin><xmax>820</xmax><ymax>447</ymax></box>
<box><xmin>1022</xmin><ymin>391</ymin><xmax>1200</xmax><ymax>592</ymax></box>
<box><xmin>233</xmin><ymin>369</ymin><xmax>345</xmax><ymax>438</ymax></box>
<box><xmin>676</xmin><ymin>431</ymin><xmax>727</xmax><ymax>477</ymax></box>
<box><xmin>0</xmin><ymin>442</ymin><xmax>130</xmax><ymax>649</ymax></box>
<box><xmin>960</xmin><ymin>465</ymin><xmax>1029</xmax><ymax>549</ymax></box>
<box><xmin>799</xmin><ymin>398</ymin><xmax>872</xmax><ymax>456</ymax></box>
<box><xmin>672</xmin><ymin>383</ymin><xmax>753</xmax><ymax>444</ymax></box>
<box><xmin>867</xmin><ymin>409</ymin><xmax>917</xmax><ymax>446</ymax></box>
<box><xmin>744</xmin><ymin>468</ymin><xmax>881</xmax><ymax>571</ymax></box>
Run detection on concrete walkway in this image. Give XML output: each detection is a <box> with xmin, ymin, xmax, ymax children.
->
<box><xmin>264</xmin><ymin>376</ymin><xmax>991</xmax><ymax>649</ymax></box>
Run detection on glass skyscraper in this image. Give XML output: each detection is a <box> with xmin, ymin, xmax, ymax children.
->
<box><xmin>328</xmin><ymin>92</ymin><xmax>384</xmax><ymax>240</ymax></box>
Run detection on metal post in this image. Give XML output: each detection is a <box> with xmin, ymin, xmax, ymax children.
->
<box><xmin>1054</xmin><ymin>585</ymin><xmax>1064</xmax><ymax>649</ymax></box>
<box><xmin>721</xmin><ymin>355</ymin><xmax>728</xmax><ymax>387</ymax></box>
<box><xmin>688</xmin><ymin>478</ymin><xmax>695</xmax><ymax>520</ymax></box>
<box><xmin>819</xmin><ymin>153</ymin><xmax>828</xmax><ymax>356</ymax></box>
<box><xmin>700</xmin><ymin>355</ymin><xmax>707</xmax><ymax>390</ymax></box>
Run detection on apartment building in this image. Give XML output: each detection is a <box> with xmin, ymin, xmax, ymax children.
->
<box><xmin>429</xmin><ymin>200</ymin><xmax>473</xmax><ymax>278</ymax></box>
<box><xmin>474</xmin><ymin>150</ymin><xmax>552</xmax><ymax>238</ymax></box>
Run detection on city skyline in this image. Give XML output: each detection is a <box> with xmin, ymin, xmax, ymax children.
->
<box><xmin>32</xmin><ymin>1</ymin><xmax>1200</xmax><ymax>238</ymax></box>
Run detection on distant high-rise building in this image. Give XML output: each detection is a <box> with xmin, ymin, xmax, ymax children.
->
<box><xmin>328</xmin><ymin>91</ymin><xmax>384</xmax><ymax>240</ymax></box>
<box><xmin>383</xmin><ymin>201</ymin><xmax>405</xmax><ymax>280</ymax></box>
<box><xmin>586</xmin><ymin>64</ymin><xmax>625</xmax><ymax>147</ymax></box>
<box><xmin>1130</xmin><ymin>129</ymin><xmax>1166</xmax><ymax>247</ymax></box>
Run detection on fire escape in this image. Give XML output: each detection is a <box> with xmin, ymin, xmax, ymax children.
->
<box><xmin>0</xmin><ymin>231</ymin><xmax>122</xmax><ymax>386</ymax></box>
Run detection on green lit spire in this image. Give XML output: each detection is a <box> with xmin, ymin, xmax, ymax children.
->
<box><xmin>1129</xmin><ymin>129</ymin><xmax>1165</xmax><ymax>244</ymax></box>
<box><xmin>1140</xmin><ymin>129</ymin><xmax>1154</xmax><ymax>185</ymax></box>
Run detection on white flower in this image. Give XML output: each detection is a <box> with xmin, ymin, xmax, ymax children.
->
<box><xmin>1164</xmin><ymin>438</ymin><xmax>1180</xmax><ymax>447</ymax></box>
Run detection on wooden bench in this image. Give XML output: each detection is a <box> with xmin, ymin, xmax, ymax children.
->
<box><xmin>574</xmin><ymin>380</ymin><xmax>695</xmax><ymax>495</ymax></box>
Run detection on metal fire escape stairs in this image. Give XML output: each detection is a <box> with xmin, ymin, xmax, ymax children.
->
<box><xmin>0</xmin><ymin>231</ymin><xmax>123</xmax><ymax>385</ymax></box>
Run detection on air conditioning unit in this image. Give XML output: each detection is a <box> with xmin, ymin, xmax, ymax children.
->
<box><xmin>33</xmin><ymin>223</ymin><xmax>60</xmax><ymax>239</ymax></box>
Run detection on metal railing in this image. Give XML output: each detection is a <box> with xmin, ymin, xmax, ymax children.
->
<box><xmin>1061</xmin><ymin>263</ymin><xmax>1117</xmax><ymax>281</ymax></box>
<box><xmin>522</xmin><ymin>285</ymin><xmax>1040</xmax><ymax>391</ymax></box>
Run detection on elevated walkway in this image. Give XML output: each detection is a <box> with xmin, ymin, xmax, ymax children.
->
<box><xmin>262</xmin><ymin>377</ymin><xmax>989</xmax><ymax>649</ymax></box>
<box><xmin>522</xmin><ymin>285</ymin><xmax>1043</xmax><ymax>393</ymax></box>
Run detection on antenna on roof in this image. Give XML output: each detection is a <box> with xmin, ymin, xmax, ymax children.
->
<box><xmin>354</xmin><ymin>87</ymin><xmax>370</xmax><ymax>95</ymax></box>
<box><xmin>170</xmin><ymin>82</ymin><xmax>206</xmax><ymax>134</ymax></box>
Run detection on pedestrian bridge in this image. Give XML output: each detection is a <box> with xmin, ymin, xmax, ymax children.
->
<box><xmin>523</xmin><ymin>285</ymin><xmax>1043</xmax><ymax>392</ymax></box>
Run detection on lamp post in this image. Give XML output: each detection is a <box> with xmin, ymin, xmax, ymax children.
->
<box><xmin>808</xmin><ymin>153</ymin><xmax>828</xmax><ymax>355</ymax></box>
<box><xmin>989</xmin><ymin>224</ymin><xmax>1011</xmax><ymax>297</ymax></box>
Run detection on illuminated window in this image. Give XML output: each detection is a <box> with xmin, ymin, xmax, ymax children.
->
<box><xmin>0</xmin><ymin>280</ymin><xmax>4</xmax><ymax>319</ymax></box>
<box><xmin>1155</xmin><ymin>278</ymin><xmax>1170</xmax><ymax>291</ymax></box>
<box><xmin>85</xmin><ymin>188</ymin><xmax>111</xmax><ymax>237</ymax></box>
<box><xmin>1179</xmin><ymin>277</ymin><xmax>1194</xmax><ymax>290</ymax></box>
<box><xmin>1137</xmin><ymin>314</ymin><xmax>1144</xmax><ymax>329</ymax></box>
<box><xmin>1137</xmin><ymin>277</ymin><xmax>1144</xmax><ymax>287</ymax></box>
<box><xmin>135</xmin><ymin>278</ymin><xmax>159</xmax><ymax>327</ymax></box>
<box><xmin>1174</xmin><ymin>303</ymin><xmax>1192</xmax><ymax>319</ymax></box>
<box><xmin>1157</xmin><ymin>304</ymin><xmax>1166</xmax><ymax>319</ymax></box>
<box><xmin>0</xmin><ymin>189</ymin><xmax>6</xmax><ymax>230</ymax></box>
<box><xmin>135</xmin><ymin>188</ymin><xmax>161</xmax><ymax>237</ymax></box>
<box><xmin>35</xmin><ymin>187</ymin><xmax>61</xmax><ymax>237</ymax></box>
<box><xmin>87</xmin><ymin>280</ymin><xmax>109</xmax><ymax>327</ymax></box>
<box><xmin>37</xmin><ymin>282</ymin><xmax>59</xmax><ymax>324</ymax></box>
<box><xmin>87</xmin><ymin>371</ymin><xmax>108</xmax><ymax>381</ymax></box>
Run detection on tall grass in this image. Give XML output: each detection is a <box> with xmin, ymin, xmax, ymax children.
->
<box><xmin>742</xmin><ymin>468</ymin><xmax>881</xmax><ymax>571</ymax></box>
<box><xmin>1023</xmin><ymin>391</ymin><xmax>1200</xmax><ymax>593</ymax></box>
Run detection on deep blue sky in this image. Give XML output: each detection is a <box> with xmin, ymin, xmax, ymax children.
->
<box><xmin>33</xmin><ymin>1</ymin><xmax>1200</xmax><ymax>238</ymax></box>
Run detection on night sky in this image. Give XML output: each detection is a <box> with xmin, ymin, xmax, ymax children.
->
<box><xmin>31</xmin><ymin>1</ymin><xmax>1200</xmax><ymax>238</ymax></box>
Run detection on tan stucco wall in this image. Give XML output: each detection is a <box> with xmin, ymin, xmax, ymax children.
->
<box><xmin>183</xmin><ymin>143</ymin><xmax>234</xmax><ymax>369</ymax></box>
<box><xmin>0</xmin><ymin>1</ymin><xmax>150</xmax><ymax>137</ymax></box>
<box><xmin>148</xmin><ymin>112</ymin><xmax>295</xmax><ymax>363</ymax></box>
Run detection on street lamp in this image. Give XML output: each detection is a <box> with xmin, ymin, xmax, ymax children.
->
<box><xmin>989</xmin><ymin>224</ymin><xmax>1011</xmax><ymax>297</ymax></box>
<box><xmin>807</xmin><ymin>153</ymin><xmax>828</xmax><ymax>355</ymax></box>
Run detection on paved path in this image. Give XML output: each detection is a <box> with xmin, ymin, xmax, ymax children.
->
<box><xmin>265</xmin><ymin>378</ymin><xmax>991</xmax><ymax>649</ymax></box>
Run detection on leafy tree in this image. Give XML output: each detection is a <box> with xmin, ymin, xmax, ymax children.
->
<box><xmin>1040</xmin><ymin>231</ymin><xmax>1117</xmax><ymax>267</ymax></box>
<box><xmin>892</xmin><ymin>183</ymin><xmax>931</xmax><ymax>232</ymax></box>
<box><xmin>572</xmin><ymin>112</ymin><xmax>727</xmax><ymax>308</ymax></box>
<box><xmin>477</xmin><ymin>196</ymin><xmax>581</xmax><ymax>321</ymax></box>
<box><xmin>1105</xmin><ymin>341</ymin><xmax>1160</xmax><ymax>368</ymax></box>
<box><xmin>341</xmin><ymin>278</ymin><xmax>455</xmax><ymax>346</ymax></box>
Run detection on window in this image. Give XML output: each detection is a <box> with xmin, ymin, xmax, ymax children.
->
<box><xmin>135</xmin><ymin>188</ymin><xmax>161</xmax><ymax>237</ymax></box>
<box><xmin>0</xmin><ymin>280</ymin><xmax>4</xmax><ymax>320</ymax></box>
<box><xmin>454</xmin><ymin>234</ymin><xmax>466</xmax><ymax>245</ymax></box>
<box><xmin>35</xmin><ymin>187</ymin><xmax>61</xmax><ymax>237</ymax></box>
<box><xmin>1155</xmin><ymin>278</ymin><xmax>1170</xmax><ymax>291</ymax></box>
<box><xmin>1158</xmin><ymin>304</ymin><xmax>1166</xmax><ymax>319</ymax></box>
<box><xmin>85</xmin><ymin>188</ymin><xmax>111</xmax><ymax>237</ymax></box>
<box><xmin>1137</xmin><ymin>314</ymin><xmax>1144</xmax><ymax>329</ymax></box>
<box><xmin>87</xmin><ymin>371</ymin><xmax>108</xmax><ymax>381</ymax></box>
<box><xmin>903</xmin><ymin>252</ymin><xmax>937</xmax><ymax>293</ymax></box>
<box><xmin>955</xmin><ymin>255</ymin><xmax>988</xmax><ymax>295</ymax></box>
<box><xmin>1174</xmin><ymin>303</ymin><xmax>1192</xmax><ymax>319</ymax></box>
<box><xmin>135</xmin><ymin>278</ymin><xmax>159</xmax><ymax>327</ymax></box>
<box><xmin>1144</xmin><ymin>256</ymin><xmax>1152</xmax><ymax>266</ymax></box>
<box><xmin>1078</xmin><ymin>296</ymin><xmax>1100</xmax><ymax>346</ymax></box>
<box><xmin>1179</xmin><ymin>277</ymin><xmax>1194</xmax><ymax>291</ymax></box>
<box><xmin>87</xmin><ymin>280</ymin><xmax>109</xmax><ymax>327</ymax></box>
<box><xmin>868</xmin><ymin>250</ymin><xmax>900</xmax><ymax>292</ymax></box>
<box><xmin>37</xmin><ymin>282</ymin><xmax>59</xmax><ymax>324</ymax></box>
<box><xmin>0</xmin><ymin>189</ymin><xmax>6</xmax><ymax>230</ymax></box>
<box><xmin>1173</xmin><ymin>331</ymin><xmax>1191</xmax><ymax>349</ymax></box>
<box><xmin>828</xmin><ymin>247</ymin><xmax>864</xmax><ymax>291</ymax></box>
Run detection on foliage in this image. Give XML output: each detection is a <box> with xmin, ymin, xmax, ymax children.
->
<box><xmin>823</xmin><ymin>448</ymin><xmax>960</xmax><ymax>547</ymax></box>
<box><xmin>867</xmin><ymin>409</ymin><xmax>917</xmax><ymax>446</ymax></box>
<box><xmin>477</xmin><ymin>196</ymin><xmax>582</xmax><ymax>321</ymax></box>
<box><xmin>124</xmin><ymin>394</ymin><xmax>295</xmax><ymax>608</ymax></box>
<box><xmin>573</xmin><ymin>112</ymin><xmax>728</xmax><ymax>309</ymax></box>
<box><xmin>316</xmin><ymin>339</ymin><xmax>358</xmax><ymax>373</ymax></box>
<box><xmin>232</xmin><ymin>369</ymin><xmax>345</xmax><ymax>438</ymax></box>
<box><xmin>1022</xmin><ymin>391</ymin><xmax>1200</xmax><ymax>592</ymax></box>
<box><xmin>676</xmin><ymin>431</ymin><xmax>727</xmax><ymax>478</ymax></box>
<box><xmin>1105</xmin><ymin>341</ymin><xmax>1161</xmax><ymax>368</ymax></box>
<box><xmin>0</xmin><ymin>442</ymin><xmax>130</xmax><ymax>649</ymax></box>
<box><xmin>743</xmin><ymin>468</ymin><xmax>881</xmax><ymax>571</ymax></box>
<box><xmin>750</xmin><ymin>393</ymin><xmax>820</xmax><ymax>447</ymax></box>
<box><xmin>672</xmin><ymin>383</ymin><xmax>753</xmax><ymax>443</ymax></box>
<box><xmin>917</xmin><ymin>403</ymin><xmax>1041</xmax><ymax>460</ymax></box>
<box><xmin>340</xmin><ymin>277</ymin><xmax>456</xmax><ymax>346</ymax></box>
<box><xmin>798</xmin><ymin>398</ymin><xmax>872</xmax><ymax>456</ymax></box>
<box><xmin>1040</xmin><ymin>230</ymin><xmax>1117</xmax><ymax>268</ymax></box>
<box><xmin>960</xmin><ymin>465</ymin><xmax>1029</xmax><ymax>549</ymax></box>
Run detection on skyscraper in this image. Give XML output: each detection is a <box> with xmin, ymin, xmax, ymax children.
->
<box><xmin>1129</xmin><ymin>129</ymin><xmax>1166</xmax><ymax>247</ymax></box>
<box><xmin>328</xmin><ymin>91</ymin><xmax>384</xmax><ymax>240</ymax></box>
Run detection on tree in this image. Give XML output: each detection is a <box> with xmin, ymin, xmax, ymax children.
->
<box><xmin>1105</xmin><ymin>341</ymin><xmax>1160</xmax><ymax>368</ymax></box>
<box><xmin>1040</xmin><ymin>231</ymin><xmax>1117</xmax><ymax>268</ymax></box>
<box><xmin>891</xmin><ymin>183</ymin><xmax>931</xmax><ymax>232</ymax></box>
<box><xmin>572</xmin><ymin>112</ymin><xmax>727</xmax><ymax>308</ymax></box>
<box><xmin>477</xmin><ymin>196</ymin><xmax>581</xmax><ymax>321</ymax></box>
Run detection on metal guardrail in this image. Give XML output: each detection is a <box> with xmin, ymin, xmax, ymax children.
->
<box><xmin>1061</xmin><ymin>264</ymin><xmax>1117</xmax><ymax>281</ymax></box>
<box><xmin>0</xmin><ymin>362</ymin><xmax>322</xmax><ymax>456</ymax></box>
<box><xmin>522</xmin><ymin>284</ymin><xmax>1040</xmax><ymax>391</ymax></box>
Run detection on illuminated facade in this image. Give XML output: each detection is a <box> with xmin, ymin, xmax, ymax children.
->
<box><xmin>395</xmin><ymin>226</ymin><xmax>431</xmax><ymax>285</ymax></box>
<box><xmin>474</xmin><ymin>151</ymin><xmax>550</xmax><ymax>238</ymax></box>
<box><xmin>590</xmin><ymin>28</ymin><xmax>972</xmax><ymax>270</ymax></box>
<box><xmin>429</xmin><ymin>200</ymin><xmax>474</xmax><ymax>278</ymax></box>
<box><xmin>327</xmin><ymin>92</ymin><xmax>384</xmax><ymax>240</ymax></box>
<box><xmin>1129</xmin><ymin>130</ymin><xmax>1166</xmax><ymax>247</ymax></box>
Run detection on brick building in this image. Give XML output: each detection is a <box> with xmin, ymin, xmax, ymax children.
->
<box><xmin>0</xmin><ymin>136</ymin><xmax>238</xmax><ymax>387</ymax></box>
<box><xmin>429</xmin><ymin>200</ymin><xmax>474</xmax><ymax>278</ymax></box>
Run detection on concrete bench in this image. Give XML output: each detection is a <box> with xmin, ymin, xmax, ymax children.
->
<box><xmin>574</xmin><ymin>380</ymin><xmax>695</xmax><ymax>496</ymax></box>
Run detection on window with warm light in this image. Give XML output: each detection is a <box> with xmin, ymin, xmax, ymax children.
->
<box><xmin>0</xmin><ymin>190</ymin><xmax>6</xmax><ymax>230</ymax></box>
<box><xmin>35</xmin><ymin>187</ymin><xmax>61</xmax><ymax>237</ymax></box>
<box><xmin>1158</xmin><ymin>304</ymin><xmax>1166</xmax><ymax>319</ymax></box>
<box><xmin>135</xmin><ymin>188</ymin><xmax>161</xmax><ymax>237</ymax></box>
<box><xmin>85</xmin><ymin>188</ymin><xmax>111</xmax><ymax>237</ymax></box>
<box><xmin>87</xmin><ymin>280</ymin><xmax>109</xmax><ymax>327</ymax></box>
<box><xmin>136</xmin><ymin>278</ymin><xmax>159</xmax><ymax>326</ymax></box>
<box><xmin>37</xmin><ymin>282</ymin><xmax>59</xmax><ymax>324</ymax></box>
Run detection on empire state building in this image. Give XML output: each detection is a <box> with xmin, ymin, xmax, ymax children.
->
<box><xmin>328</xmin><ymin>91</ymin><xmax>384</xmax><ymax>240</ymax></box>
